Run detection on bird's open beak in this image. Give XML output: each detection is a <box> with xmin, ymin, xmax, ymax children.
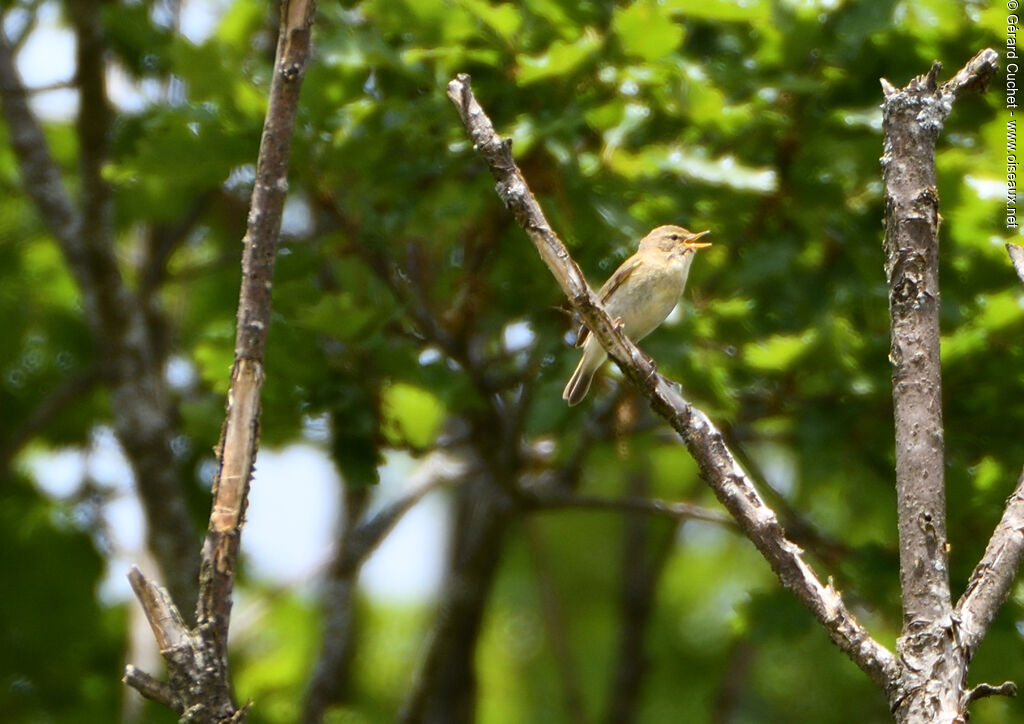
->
<box><xmin>684</xmin><ymin>229</ymin><xmax>711</xmax><ymax>249</ymax></box>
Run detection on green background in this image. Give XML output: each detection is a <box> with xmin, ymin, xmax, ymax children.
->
<box><xmin>1</xmin><ymin>1</ymin><xmax>1020</xmax><ymax>722</ymax></box>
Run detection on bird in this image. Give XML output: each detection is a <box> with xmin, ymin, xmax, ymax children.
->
<box><xmin>562</xmin><ymin>224</ymin><xmax>711</xmax><ymax>406</ymax></box>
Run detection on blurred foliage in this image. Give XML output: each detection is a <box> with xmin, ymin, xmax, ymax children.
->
<box><xmin>0</xmin><ymin>0</ymin><xmax>1020</xmax><ymax>722</ymax></box>
<box><xmin>0</xmin><ymin>473</ymin><xmax>125</xmax><ymax>723</ymax></box>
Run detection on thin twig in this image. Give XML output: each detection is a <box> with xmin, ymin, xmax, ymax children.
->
<box><xmin>963</xmin><ymin>680</ymin><xmax>1017</xmax><ymax>704</ymax></box>
<box><xmin>122</xmin><ymin>665</ymin><xmax>182</xmax><ymax>712</ymax></box>
<box><xmin>523</xmin><ymin>491</ymin><xmax>733</xmax><ymax>527</ymax></box>
<box><xmin>345</xmin><ymin>454</ymin><xmax>463</xmax><ymax>567</ymax></box>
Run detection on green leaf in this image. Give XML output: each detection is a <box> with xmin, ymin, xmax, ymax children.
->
<box><xmin>943</xmin><ymin>292</ymin><xmax>1024</xmax><ymax>364</ymax></box>
<box><xmin>612</xmin><ymin>2</ymin><xmax>684</xmax><ymax>61</ymax></box>
<box><xmin>298</xmin><ymin>293</ymin><xmax>379</xmax><ymax>340</ymax></box>
<box><xmin>743</xmin><ymin>331</ymin><xmax>817</xmax><ymax>372</ymax></box>
<box><xmin>382</xmin><ymin>383</ymin><xmax>445</xmax><ymax>448</ymax></box>
<box><xmin>522</xmin><ymin>0</ymin><xmax>579</xmax><ymax>38</ymax></box>
<box><xmin>193</xmin><ymin>322</ymin><xmax>235</xmax><ymax>393</ymax></box>
<box><xmin>516</xmin><ymin>29</ymin><xmax>602</xmax><ymax>85</ymax></box>
<box><xmin>663</xmin><ymin>0</ymin><xmax>771</xmax><ymax>22</ymax></box>
<box><xmin>605</xmin><ymin>145</ymin><xmax>778</xmax><ymax>191</ymax></box>
<box><xmin>458</xmin><ymin>0</ymin><xmax>523</xmax><ymax>43</ymax></box>
<box><xmin>972</xmin><ymin>456</ymin><xmax>1003</xmax><ymax>493</ymax></box>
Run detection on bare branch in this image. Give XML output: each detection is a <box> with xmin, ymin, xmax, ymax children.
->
<box><xmin>447</xmin><ymin>73</ymin><xmax>898</xmax><ymax>695</ymax></box>
<box><xmin>880</xmin><ymin>46</ymin><xmax>999</xmax><ymax>630</ymax></box>
<box><xmin>125</xmin><ymin>1</ymin><xmax>319</xmax><ymax>719</ymax></box>
<box><xmin>197</xmin><ymin>0</ymin><xmax>317</xmax><ymax>635</ymax></box>
<box><xmin>880</xmin><ymin>49</ymin><xmax>999</xmax><ymax>722</ymax></box>
<box><xmin>127</xmin><ymin>566</ymin><xmax>192</xmax><ymax>654</ymax></box>
<box><xmin>122</xmin><ymin>665</ymin><xmax>182</xmax><ymax>713</ymax></box>
<box><xmin>883</xmin><ymin>61</ymin><xmax>952</xmax><ymax>619</ymax></box>
<box><xmin>124</xmin><ymin>569</ymin><xmax>192</xmax><ymax>713</ymax></box>
<box><xmin>954</xmin><ymin>247</ymin><xmax>1024</xmax><ymax>650</ymax></box>
<box><xmin>942</xmin><ymin>49</ymin><xmax>1000</xmax><ymax>99</ymax></box>
<box><xmin>963</xmin><ymin>680</ymin><xmax>1017</xmax><ymax>705</ymax></box>
<box><xmin>956</xmin><ymin>470</ymin><xmax>1024</xmax><ymax>656</ymax></box>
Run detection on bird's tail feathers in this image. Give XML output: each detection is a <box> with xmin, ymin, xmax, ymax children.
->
<box><xmin>563</xmin><ymin>358</ymin><xmax>594</xmax><ymax>406</ymax></box>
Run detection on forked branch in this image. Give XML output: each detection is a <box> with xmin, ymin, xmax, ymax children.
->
<box><xmin>123</xmin><ymin>2</ymin><xmax>318</xmax><ymax>720</ymax></box>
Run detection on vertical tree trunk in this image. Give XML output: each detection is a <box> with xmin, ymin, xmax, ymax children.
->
<box><xmin>880</xmin><ymin>51</ymin><xmax>1000</xmax><ymax>723</ymax></box>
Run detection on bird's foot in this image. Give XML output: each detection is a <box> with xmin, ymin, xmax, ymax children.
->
<box><xmin>643</xmin><ymin>353</ymin><xmax>658</xmax><ymax>382</ymax></box>
<box><xmin>628</xmin><ymin>347</ymin><xmax>658</xmax><ymax>382</ymax></box>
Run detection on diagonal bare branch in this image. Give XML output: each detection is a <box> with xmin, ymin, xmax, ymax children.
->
<box><xmin>955</xmin><ymin>469</ymin><xmax>1024</xmax><ymax>657</ymax></box>
<box><xmin>447</xmin><ymin>72</ymin><xmax>898</xmax><ymax>695</ymax></box>
<box><xmin>122</xmin><ymin>665</ymin><xmax>182</xmax><ymax>713</ymax></box>
<box><xmin>954</xmin><ymin>243</ymin><xmax>1024</xmax><ymax>656</ymax></box>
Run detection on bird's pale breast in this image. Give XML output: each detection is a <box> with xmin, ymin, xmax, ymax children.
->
<box><xmin>607</xmin><ymin>255</ymin><xmax>690</xmax><ymax>342</ymax></box>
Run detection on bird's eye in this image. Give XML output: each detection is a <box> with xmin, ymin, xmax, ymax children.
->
<box><xmin>667</xmin><ymin>233</ymin><xmax>679</xmax><ymax>241</ymax></box>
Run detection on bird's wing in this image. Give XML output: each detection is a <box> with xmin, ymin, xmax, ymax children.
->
<box><xmin>574</xmin><ymin>256</ymin><xmax>642</xmax><ymax>347</ymax></box>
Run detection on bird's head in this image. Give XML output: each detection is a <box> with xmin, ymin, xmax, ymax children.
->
<box><xmin>640</xmin><ymin>225</ymin><xmax>712</xmax><ymax>255</ymax></box>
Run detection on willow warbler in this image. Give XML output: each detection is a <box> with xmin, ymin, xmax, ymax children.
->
<box><xmin>562</xmin><ymin>225</ymin><xmax>710</xmax><ymax>406</ymax></box>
